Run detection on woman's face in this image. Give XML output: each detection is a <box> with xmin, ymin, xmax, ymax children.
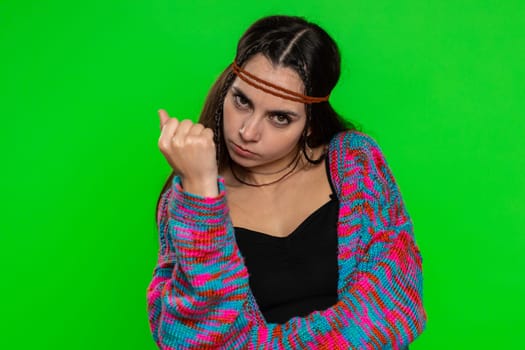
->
<box><xmin>223</xmin><ymin>54</ymin><xmax>307</xmax><ymax>173</ymax></box>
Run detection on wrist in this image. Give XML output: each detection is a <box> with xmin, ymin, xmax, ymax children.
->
<box><xmin>181</xmin><ymin>175</ymin><xmax>219</xmax><ymax>197</ymax></box>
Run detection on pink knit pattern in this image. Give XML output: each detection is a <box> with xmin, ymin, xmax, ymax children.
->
<box><xmin>147</xmin><ymin>131</ymin><xmax>426</xmax><ymax>349</ymax></box>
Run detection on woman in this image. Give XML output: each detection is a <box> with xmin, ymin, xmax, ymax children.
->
<box><xmin>147</xmin><ymin>15</ymin><xmax>426</xmax><ymax>349</ymax></box>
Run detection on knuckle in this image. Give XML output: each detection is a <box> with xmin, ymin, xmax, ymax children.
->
<box><xmin>158</xmin><ymin>138</ymin><xmax>168</xmax><ymax>151</ymax></box>
<box><xmin>186</xmin><ymin>135</ymin><xmax>209</xmax><ymax>148</ymax></box>
<box><xmin>180</xmin><ymin>119</ymin><xmax>193</xmax><ymax>127</ymax></box>
<box><xmin>191</xmin><ymin>123</ymin><xmax>204</xmax><ymax>134</ymax></box>
<box><xmin>172</xmin><ymin>138</ymin><xmax>184</xmax><ymax>149</ymax></box>
<box><xmin>186</xmin><ymin>135</ymin><xmax>200</xmax><ymax>145</ymax></box>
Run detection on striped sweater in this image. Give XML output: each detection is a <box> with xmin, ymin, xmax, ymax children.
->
<box><xmin>147</xmin><ymin>131</ymin><xmax>426</xmax><ymax>349</ymax></box>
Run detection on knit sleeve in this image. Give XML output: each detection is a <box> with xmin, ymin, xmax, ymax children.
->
<box><xmin>146</xmin><ymin>185</ymin><xmax>177</xmax><ymax>345</ymax></box>
<box><xmin>146</xmin><ymin>176</ymin><xmax>254</xmax><ymax>348</ymax></box>
<box><xmin>146</xmin><ymin>132</ymin><xmax>426</xmax><ymax>349</ymax></box>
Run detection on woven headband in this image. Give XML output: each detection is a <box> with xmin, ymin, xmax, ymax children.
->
<box><xmin>231</xmin><ymin>61</ymin><xmax>329</xmax><ymax>104</ymax></box>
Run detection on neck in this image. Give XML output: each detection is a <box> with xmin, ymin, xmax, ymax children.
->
<box><xmin>229</xmin><ymin>150</ymin><xmax>305</xmax><ymax>187</ymax></box>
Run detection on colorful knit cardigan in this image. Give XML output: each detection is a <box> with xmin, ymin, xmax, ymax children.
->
<box><xmin>147</xmin><ymin>131</ymin><xmax>426</xmax><ymax>349</ymax></box>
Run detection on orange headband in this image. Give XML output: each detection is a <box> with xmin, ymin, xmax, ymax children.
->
<box><xmin>231</xmin><ymin>61</ymin><xmax>329</xmax><ymax>104</ymax></box>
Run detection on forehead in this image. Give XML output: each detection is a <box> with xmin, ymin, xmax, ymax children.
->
<box><xmin>232</xmin><ymin>54</ymin><xmax>306</xmax><ymax>112</ymax></box>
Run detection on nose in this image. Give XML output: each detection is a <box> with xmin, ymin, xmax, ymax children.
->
<box><xmin>239</xmin><ymin>115</ymin><xmax>262</xmax><ymax>142</ymax></box>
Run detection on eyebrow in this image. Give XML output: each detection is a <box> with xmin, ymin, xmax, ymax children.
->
<box><xmin>231</xmin><ymin>86</ymin><xmax>301</xmax><ymax>118</ymax></box>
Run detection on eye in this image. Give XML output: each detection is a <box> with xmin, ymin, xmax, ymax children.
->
<box><xmin>269</xmin><ymin>113</ymin><xmax>291</xmax><ymax>126</ymax></box>
<box><xmin>233</xmin><ymin>93</ymin><xmax>250</xmax><ymax>110</ymax></box>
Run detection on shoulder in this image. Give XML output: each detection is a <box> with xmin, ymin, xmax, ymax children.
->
<box><xmin>328</xmin><ymin>130</ymin><xmax>382</xmax><ymax>157</ymax></box>
<box><xmin>328</xmin><ymin>130</ymin><xmax>390</xmax><ymax>175</ymax></box>
<box><xmin>328</xmin><ymin>130</ymin><xmax>399</xmax><ymax>202</ymax></box>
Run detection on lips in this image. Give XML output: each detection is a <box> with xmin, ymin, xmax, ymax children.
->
<box><xmin>230</xmin><ymin>142</ymin><xmax>257</xmax><ymax>158</ymax></box>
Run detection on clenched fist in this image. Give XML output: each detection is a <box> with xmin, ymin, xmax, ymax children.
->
<box><xmin>158</xmin><ymin>109</ymin><xmax>219</xmax><ymax>197</ymax></box>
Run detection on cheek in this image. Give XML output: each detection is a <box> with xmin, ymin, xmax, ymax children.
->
<box><xmin>266</xmin><ymin>130</ymin><xmax>304</xmax><ymax>156</ymax></box>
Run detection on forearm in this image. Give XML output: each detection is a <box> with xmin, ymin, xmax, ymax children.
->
<box><xmin>228</xmin><ymin>229</ymin><xmax>424</xmax><ymax>349</ymax></box>
<box><xmin>150</xmin><ymin>225</ymin><xmax>424</xmax><ymax>349</ymax></box>
<box><xmin>148</xmin><ymin>176</ymin><xmax>256</xmax><ymax>348</ymax></box>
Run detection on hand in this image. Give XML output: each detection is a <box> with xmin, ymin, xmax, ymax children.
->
<box><xmin>158</xmin><ymin>109</ymin><xmax>219</xmax><ymax>197</ymax></box>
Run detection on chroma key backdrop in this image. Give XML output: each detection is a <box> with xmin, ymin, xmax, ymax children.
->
<box><xmin>1</xmin><ymin>1</ymin><xmax>524</xmax><ymax>349</ymax></box>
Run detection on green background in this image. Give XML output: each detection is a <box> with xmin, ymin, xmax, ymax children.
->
<box><xmin>1</xmin><ymin>0</ymin><xmax>524</xmax><ymax>349</ymax></box>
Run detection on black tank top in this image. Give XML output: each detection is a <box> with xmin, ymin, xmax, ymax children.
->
<box><xmin>234</xmin><ymin>161</ymin><xmax>339</xmax><ymax>324</ymax></box>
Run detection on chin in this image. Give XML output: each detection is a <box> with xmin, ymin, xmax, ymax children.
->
<box><xmin>227</xmin><ymin>152</ymin><xmax>259</xmax><ymax>168</ymax></box>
